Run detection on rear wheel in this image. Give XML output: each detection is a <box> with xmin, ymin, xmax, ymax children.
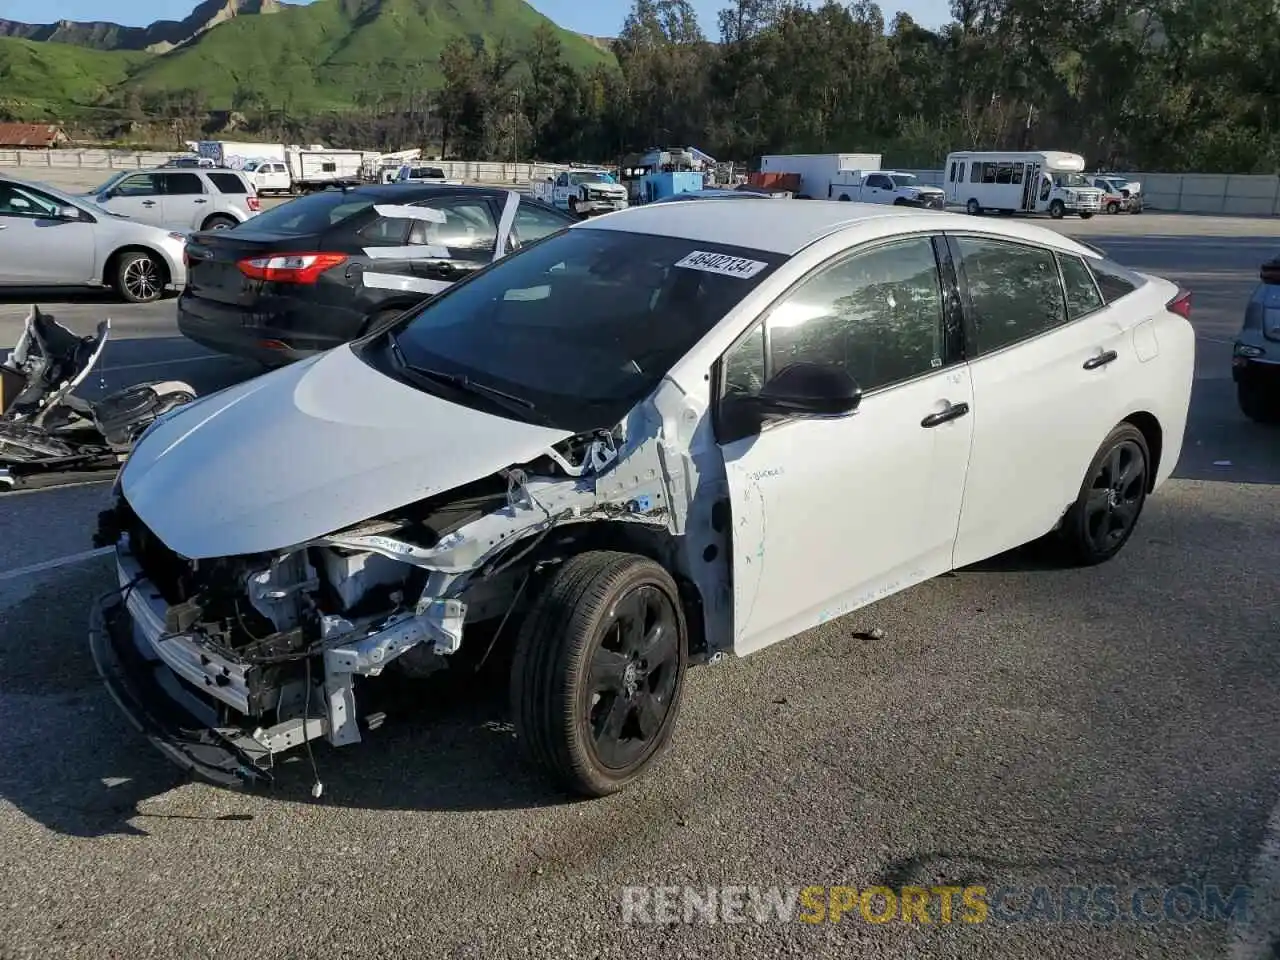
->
<box><xmin>1106</xmin><ymin>200</ymin><xmax>1121</xmax><ymax>214</ymax></box>
<box><xmin>201</xmin><ymin>214</ymin><xmax>238</xmax><ymax>231</ymax></box>
<box><xmin>510</xmin><ymin>551</ymin><xmax>688</xmax><ymax>798</ymax></box>
<box><xmin>966</xmin><ymin>198</ymin><xmax>982</xmax><ymax>215</ymax></box>
<box><xmin>114</xmin><ymin>251</ymin><xmax>165</xmax><ymax>304</ymax></box>
<box><xmin>1079</xmin><ymin>211</ymin><xmax>1095</xmax><ymax>220</ymax></box>
<box><xmin>1055</xmin><ymin>423</ymin><xmax>1150</xmax><ymax>566</ymax></box>
<box><xmin>1049</xmin><ymin>200</ymin><xmax>1066</xmax><ymax>219</ymax></box>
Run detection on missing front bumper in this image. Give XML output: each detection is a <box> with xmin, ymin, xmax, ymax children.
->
<box><xmin>88</xmin><ymin>593</ymin><xmax>274</xmax><ymax>786</ymax></box>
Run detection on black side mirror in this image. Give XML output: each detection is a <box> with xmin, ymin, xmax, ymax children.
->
<box><xmin>754</xmin><ymin>361</ymin><xmax>862</xmax><ymax>417</ymax></box>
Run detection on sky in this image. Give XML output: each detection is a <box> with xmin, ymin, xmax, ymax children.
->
<box><xmin>1</xmin><ymin>0</ymin><xmax>955</xmax><ymax>34</ymax></box>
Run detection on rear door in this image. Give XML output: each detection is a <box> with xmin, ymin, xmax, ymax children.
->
<box><xmin>404</xmin><ymin>194</ymin><xmax>501</xmax><ymax>291</ymax></box>
<box><xmin>948</xmin><ymin>233</ymin><xmax>1139</xmax><ymax>568</ymax></box>
<box><xmin>158</xmin><ymin>171</ymin><xmax>208</xmax><ymax>230</ymax></box>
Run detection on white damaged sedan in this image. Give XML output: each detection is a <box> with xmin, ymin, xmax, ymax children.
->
<box><xmin>90</xmin><ymin>200</ymin><xmax>1195</xmax><ymax>797</ymax></box>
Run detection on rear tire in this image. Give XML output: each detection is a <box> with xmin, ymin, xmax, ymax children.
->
<box><xmin>510</xmin><ymin>551</ymin><xmax>688</xmax><ymax>798</ymax></box>
<box><xmin>1106</xmin><ymin>201</ymin><xmax>1120</xmax><ymax>214</ymax></box>
<box><xmin>1049</xmin><ymin>200</ymin><xmax>1066</xmax><ymax>219</ymax></box>
<box><xmin>1055</xmin><ymin>423</ymin><xmax>1150</xmax><ymax>566</ymax></box>
<box><xmin>966</xmin><ymin>198</ymin><xmax>982</xmax><ymax>215</ymax></box>
<box><xmin>1079</xmin><ymin>211</ymin><xmax>1095</xmax><ymax>220</ymax></box>
<box><xmin>201</xmin><ymin>214</ymin><xmax>238</xmax><ymax>231</ymax></box>
<box><xmin>114</xmin><ymin>250</ymin><xmax>165</xmax><ymax>304</ymax></box>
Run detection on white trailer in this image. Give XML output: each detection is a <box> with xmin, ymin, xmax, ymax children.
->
<box><xmin>284</xmin><ymin>147</ymin><xmax>365</xmax><ymax>193</ymax></box>
<box><xmin>943</xmin><ymin>150</ymin><xmax>1105</xmax><ymax>219</ymax></box>
<box><xmin>758</xmin><ymin>153</ymin><xmax>882</xmax><ymax>199</ymax></box>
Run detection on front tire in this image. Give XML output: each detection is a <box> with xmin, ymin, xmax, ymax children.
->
<box><xmin>1079</xmin><ymin>211</ymin><xmax>1095</xmax><ymax>220</ymax></box>
<box><xmin>114</xmin><ymin>250</ymin><xmax>165</xmax><ymax>303</ymax></box>
<box><xmin>966</xmin><ymin>198</ymin><xmax>982</xmax><ymax>215</ymax></box>
<box><xmin>510</xmin><ymin>551</ymin><xmax>688</xmax><ymax>798</ymax></box>
<box><xmin>1238</xmin><ymin>381</ymin><xmax>1280</xmax><ymax>424</ymax></box>
<box><xmin>1107</xmin><ymin>201</ymin><xmax>1120</xmax><ymax>214</ymax></box>
<box><xmin>1055</xmin><ymin>423</ymin><xmax>1150</xmax><ymax>566</ymax></box>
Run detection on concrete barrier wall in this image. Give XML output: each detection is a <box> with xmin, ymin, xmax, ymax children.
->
<box><xmin>0</xmin><ymin>149</ymin><xmax>564</xmax><ymax>185</ymax></box>
<box><xmin>3</xmin><ymin>150</ymin><xmax>1278</xmax><ymax>214</ymax></box>
<box><xmin>898</xmin><ymin>168</ymin><xmax>1280</xmax><ymax>216</ymax></box>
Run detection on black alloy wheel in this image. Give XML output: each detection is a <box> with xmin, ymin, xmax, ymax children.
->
<box><xmin>511</xmin><ymin>551</ymin><xmax>688</xmax><ymax>797</ymax></box>
<box><xmin>1057</xmin><ymin>423</ymin><xmax>1150</xmax><ymax>565</ymax></box>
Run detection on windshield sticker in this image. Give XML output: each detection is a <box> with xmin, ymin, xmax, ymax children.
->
<box><xmin>674</xmin><ymin>251</ymin><xmax>768</xmax><ymax>279</ymax></box>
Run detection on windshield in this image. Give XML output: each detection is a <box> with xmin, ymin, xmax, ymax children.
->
<box><xmin>570</xmin><ymin>172</ymin><xmax>611</xmax><ymax>185</ymax></box>
<box><xmin>889</xmin><ymin>174</ymin><xmax>918</xmax><ymax>188</ymax></box>
<box><xmin>89</xmin><ymin>171</ymin><xmax>129</xmax><ymax>195</ymax></box>
<box><xmin>1055</xmin><ymin>173</ymin><xmax>1091</xmax><ymax>188</ymax></box>
<box><xmin>363</xmin><ymin>228</ymin><xmax>785</xmax><ymax>430</ymax></box>
<box><xmin>245</xmin><ymin>190</ymin><xmax>372</xmax><ymax>233</ymax></box>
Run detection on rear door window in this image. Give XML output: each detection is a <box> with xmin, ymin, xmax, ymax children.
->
<box><xmin>407</xmin><ymin>198</ymin><xmax>498</xmax><ymax>259</ymax></box>
<box><xmin>1057</xmin><ymin>254</ymin><xmax>1105</xmax><ymax>319</ymax></box>
<box><xmin>1087</xmin><ymin>258</ymin><xmax>1142</xmax><ymax>304</ymax></box>
<box><xmin>950</xmin><ymin>235</ymin><xmax>1067</xmax><ymax>354</ymax></box>
<box><xmin>161</xmin><ymin>172</ymin><xmax>205</xmax><ymax>196</ymax></box>
<box><xmin>208</xmin><ymin>173</ymin><xmax>247</xmax><ymax>194</ymax></box>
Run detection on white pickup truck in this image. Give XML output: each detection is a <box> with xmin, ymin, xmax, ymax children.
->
<box><xmin>828</xmin><ymin>170</ymin><xmax>947</xmax><ymax>209</ymax></box>
<box><xmin>533</xmin><ymin>169</ymin><xmax>629</xmax><ymax>217</ymax></box>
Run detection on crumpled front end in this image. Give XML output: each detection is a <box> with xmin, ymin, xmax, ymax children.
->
<box><xmin>88</xmin><ymin>389</ymin><xmax>730</xmax><ymax>785</ymax></box>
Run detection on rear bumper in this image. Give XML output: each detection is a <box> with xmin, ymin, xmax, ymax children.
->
<box><xmin>1232</xmin><ymin>353</ymin><xmax>1280</xmax><ymax>386</ymax></box>
<box><xmin>89</xmin><ymin>590</ymin><xmax>273</xmax><ymax>786</ymax></box>
<box><xmin>177</xmin><ymin>292</ymin><xmax>358</xmax><ymax>366</ymax></box>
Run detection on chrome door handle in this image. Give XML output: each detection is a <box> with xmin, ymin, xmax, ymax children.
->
<box><xmin>142</xmin><ymin>200</ymin><xmax>156</xmax><ymax>207</ymax></box>
<box><xmin>194</xmin><ymin>199</ymin><xmax>208</xmax><ymax>204</ymax></box>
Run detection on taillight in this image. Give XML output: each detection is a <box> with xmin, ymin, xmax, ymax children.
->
<box><xmin>247</xmin><ymin>195</ymin><xmax>261</xmax><ymax>212</ymax></box>
<box><xmin>1166</xmin><ymin>288</ymin><xmax>1192</xmax><ymax>319</ymax></box>
<box><xmin>237</xmin><ymin>252</ymin><xmax>347</xmax><ymax>284</ymax></box>
<box><xmin>1260</xmin><ymin>259</ymin><xmax>1280</xmax><ymax>284</ymax></box>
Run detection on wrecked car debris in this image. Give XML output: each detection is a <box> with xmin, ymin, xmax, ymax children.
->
<box><xmin>0</xmin><ymin>306</ymin><xmax>196</xmax><ymax>491</ymax></box>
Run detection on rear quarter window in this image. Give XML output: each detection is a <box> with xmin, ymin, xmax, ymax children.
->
<box><xmin>1087</xmin><ymin>257</ymin><xmax>1144</xmax><ymax>304</ymax></box>
<box><xmin>208</xmin><ymin>173</ymin><xmax>248</xmax><ymax>194</ymax></box>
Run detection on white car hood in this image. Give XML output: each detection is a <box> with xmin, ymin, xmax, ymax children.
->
<box><xmin>121</xmin><ymin>345</ymin><xmax>574</xmax><ymax>560</ymax></box>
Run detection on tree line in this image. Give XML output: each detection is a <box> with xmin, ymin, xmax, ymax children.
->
<box><xmin>114</xmin><ymin>0</ymin><xmax>1280</xmax><ymax>174</ymax></box>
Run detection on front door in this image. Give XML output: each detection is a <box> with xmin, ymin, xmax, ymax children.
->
<box><xmin>716</xmin><ymin>234</ymin><xmax>975</xmax><ymax>656</ymax></box>
<box><xmin>553</xmin><ymin>173</ymin><xmax>573</xmax><ymax>210</ymax></box>
<box><xmin>100</xmin><ymin>172</ymin><xmax>164</xmax><ymax>226</ymax></box>
<box><xmin>1021</xmin><ymin>162</ymin><xmax>1040</xmax><ymax>211</ymax></box>
<box><xmin>945</xmin><ymin>233</ymin><xmax>1134</xmax><ymax>568</ymax></box>
<box><xmin>0</xmin><ymin>181</ymin><xmax>95</xmax><ymax>284</ymax></box>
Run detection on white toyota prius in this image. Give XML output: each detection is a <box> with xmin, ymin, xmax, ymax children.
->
<box><xmin>90</xmin><ymin>200</ymin><xmax>1195</xmax><ymax>798</ymax></box>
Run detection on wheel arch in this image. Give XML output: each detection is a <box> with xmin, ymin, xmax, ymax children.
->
<box><xmin>497</xmin><ymin>519</ymin><xmax>711</xmax><ymax>660</ymax></box>
<box><xmin>1121</xmin><ymin>411</ymin><xmax>1163</xmax><ymax>492</ymax></box>
<box><xmin>103</xmin><ymin>244</ymin><xmax>171</xmax><ymax>289</ymax></box>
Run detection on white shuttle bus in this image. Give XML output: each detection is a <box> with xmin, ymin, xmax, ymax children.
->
<box><xmin>943</xmin><ymin>150</ymin><xmax>1105</xmax><ymax>219</ymax></box>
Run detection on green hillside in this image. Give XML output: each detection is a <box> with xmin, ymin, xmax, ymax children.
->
<box><xmin>0</xmin><ymin>36</ymin><xmax>147</xmax><ymax>114</ymax></box>
<box><xmin>0</xmin><ymin>0</ymin><xmax>614</xmax><ymax>117</ymax></box>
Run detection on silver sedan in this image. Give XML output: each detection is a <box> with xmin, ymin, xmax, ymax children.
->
<box><xmin>0</xmin><ymin>174</ymin><xmax>187</xmax><ymax>303</ymax></box>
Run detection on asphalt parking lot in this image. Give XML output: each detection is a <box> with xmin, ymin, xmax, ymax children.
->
<box><xmin>0</xmin><ymin>211</ymin><xmax>1278</xmax><ymax>959</ymax></box>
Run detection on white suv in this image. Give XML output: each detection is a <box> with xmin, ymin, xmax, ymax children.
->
<box><xmin>85</xmin><ymin>168</ymin><xmax>261</xmax><ymax>232</ymax></box>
